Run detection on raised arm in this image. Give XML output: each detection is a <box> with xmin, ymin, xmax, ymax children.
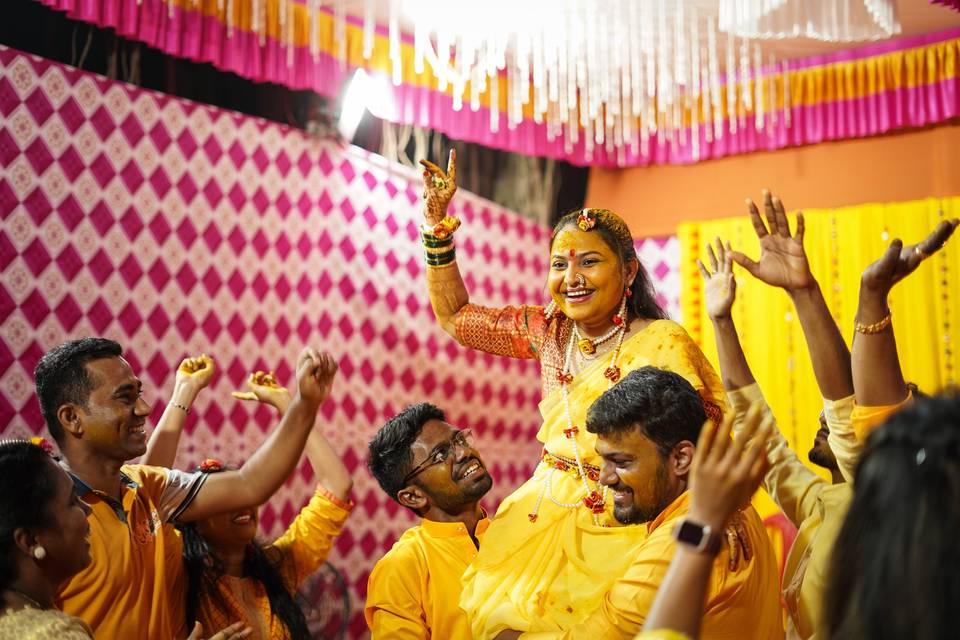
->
<box><xmin>731</xmin><ymin>191</ymin><xmax>853</xmax><ymax>401</ymax></box>
<box><xmin>420</xmin><ymin>150</ymin><xmax>470</xmax><ymax>340</ymax></box>
<box><xmin>853</xmin><ymin>218</ymin><xmax>958</xmax><ymax>407</ymax></box>
<box><xmin>697</xmin><ymin>239</ymin><xmax>753</xmax><ymax>391</ymax></box>
<box><xmin>177</xmin><ymin>348</ymin><xmax>338</xmax><ymax>522</ymax></box>
<box><xmin>699</xmin><ymin>237</ymin><xmax>826</xmax><ymax>526</ymax></box>
<box><xmin>643</xmin><ymin>406</ymin><xmax>771</xmax><ymax>639</ymax></box>
<box><xmin>142</xmin><ymin>354</ymin><xmax>215</xmax><ymax>467</ymax></box>
<box><xmin>235</xmin><ymin>371</ymin><xmax>352</xmax><ymax>501</ymax></box>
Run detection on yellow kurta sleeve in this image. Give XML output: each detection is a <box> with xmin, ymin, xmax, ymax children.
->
<box><xmin>268</xmin><ymin>486</ymin><xmax>353</xmax><ymax>590</ymax></box>
<box><xmin>851</xmin><ymin>393</ymin><xmax>913</xmax><ymax>442</ymax></box>
<box><xmin>453</xmin><ymin>303</ymin><xmax>548</xmax><ymax>360</ymax></box>
<box><xmin>365</xmin><ymin>544</ymin><xmax>431</xmax><ymax>640</ymax></box>
<box><xmin>728</xmin><ymin>383</ymin><xmax>827</xmax><ymax>527</ymax></box>
<box><xmin>823</xmin><ymin>395</ymin><xmax>857</xmax><ymax>484</ymax></box>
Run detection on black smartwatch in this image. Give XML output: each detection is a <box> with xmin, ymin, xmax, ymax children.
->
<box><xmin>673</xmin><ymin>518</ymin><xmax>722</xmax><ymax>554</ymax></box>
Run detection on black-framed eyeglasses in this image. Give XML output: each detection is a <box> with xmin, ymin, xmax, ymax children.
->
<box><xmin>402</xmin><ymin>428</ymin><xmax>475</xmax><ymax>485</ymax></box>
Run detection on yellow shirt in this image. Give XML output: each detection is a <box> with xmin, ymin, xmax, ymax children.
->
<box><xmin>58</xmin><ymin>464</ymin><xmax>205</xmax><ymax>639</ymax></box>
<box><xmin>823</xmin><ymin>395</ymin><xmax>860</xmax><ymax>484</ymax></box>
<box><xmin>728</xmin><ymin>384</ymin><xmax>851</xmax><ymax>640</ymax></box>
<box><xmin>195</xmin><ymin>487</ymin><xmax>352</xmax><ymax>639</ymax></box>
<box><xmin>365</xmin><ymin>516</ymin><xmax>490</xmax><ymax>639</ymax></box>
<box><xmin>521</xmin><ymin>492</ymin><xmax>782</xmax><ymax>640</ymax></box>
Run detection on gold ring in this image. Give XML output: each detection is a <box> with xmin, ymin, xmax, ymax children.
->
<box><xmin>914</xmin><ymin>246</ymin><xmax>929</xmax><ymax>261</ymax></box>
<box><xmin>432</xmin><ymin>176</ymin><xmax>446</xmax><ymax>189</ymax></box>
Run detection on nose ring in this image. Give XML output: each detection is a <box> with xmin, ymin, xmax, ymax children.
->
<box><xmin>574</xmin><ymin>273</ymin><xmax>586</xmax><ymax>287</ymax></box>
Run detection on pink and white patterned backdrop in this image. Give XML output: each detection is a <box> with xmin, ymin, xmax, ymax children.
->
<box><xmin>0</xmin><ymin>45</ymin><xmax>681</xmax><ymax>637</ymax></box>
<box><xmin>636</xmin><ymin>236</ymin><xmax>680</xmax><ymax>322</ymax></box>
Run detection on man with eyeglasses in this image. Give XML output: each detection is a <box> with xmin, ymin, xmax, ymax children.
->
<box><xmin>365</xmin><ymin>402</ymin><xmax>492</xmax><ymax>638</ymax></box>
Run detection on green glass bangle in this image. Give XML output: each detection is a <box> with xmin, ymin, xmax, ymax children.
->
<box><xmin>420</xmin><ymin>233</ymin><xmax>453</xmax><ymax>249</ymax></box>
<box><xmin>425</xmin><ymin>248</ymin><xmax>456</xmax><ymax>265</ymax></box>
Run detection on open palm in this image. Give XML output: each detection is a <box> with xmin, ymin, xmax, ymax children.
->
<box><xmin>731</xmin><ymin>191</ymin><xmax>814</xmax><ymax>291</ymax></box>
<box><xmin>698</xmin><ymin>238</ymin><xmax>737</xmax><ymax>319</ymax></box>
<box><xmin>861</xmin><ymin>218</ymin><xmax>959</xmax><ymax>296</ymax></box>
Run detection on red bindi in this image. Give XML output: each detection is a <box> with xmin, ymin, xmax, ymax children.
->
<box><xmin>568</xmin><ymin>249</ymin><xmax>576</xmax><ymax>258</ymax></box>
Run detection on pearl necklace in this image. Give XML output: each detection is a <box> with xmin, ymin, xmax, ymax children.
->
<box><xmin>528</xmin><ymin>298</ymin><xmax>629</xmax><ymax>526</ymax></box>
<box><xmin>573</xmin><ymin>322</ymin><xmax>619</xmax><ymax>356</ymax></box>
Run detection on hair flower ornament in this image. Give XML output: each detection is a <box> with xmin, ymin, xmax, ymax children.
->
<box><xmin>29</xmin><ymin>437</ymin><xmax>55</xmax><ymax>455</ymax></box>
<box><xmin>577</xmin><ymin>209</ymin><xmax>597</xmax><ymax>231</ymax></box>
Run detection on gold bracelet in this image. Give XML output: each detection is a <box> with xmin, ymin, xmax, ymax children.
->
<box><xmin>854</xmin><ymin>312</ymin><xmax>892</xmax><ymax>335</ymax></box>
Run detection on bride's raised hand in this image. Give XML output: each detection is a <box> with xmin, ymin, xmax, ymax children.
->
<box><xmin>419</xmin><ymin>149</ymin><xmax>457</xmax><ymax>227</ymax></box>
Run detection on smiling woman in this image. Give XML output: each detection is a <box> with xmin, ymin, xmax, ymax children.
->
<box><xmin>0</xmin><ymin>440</ymin><xmax>94</xmax><ymax>639</ymax></box>
<box><xmin>178</xmin><ymin>457</ymin><xmax>352</xmax><ymax>640</ymax></box>
<box><xmin>417</xmin><ymin>154</ymin><xmax>727</xmax><ymax>637</ymax></box>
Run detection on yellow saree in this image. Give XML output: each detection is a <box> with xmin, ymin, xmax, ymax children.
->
<box><xmin>454</xmin><ymin>306</ymin><xmax>725</xmax><ymax>638</ymax></box>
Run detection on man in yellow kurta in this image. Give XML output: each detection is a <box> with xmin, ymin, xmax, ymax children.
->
<box><xmin>701</xmin><ymin>191</ymin><xmax>930</xmax><ymax>639</ymax></box>
<box><xmin>499</xmin><ymin>367</ymin><xmax>782</xmax><ymax>640</ymax></box>
<box><xmin>365</xmin><ymin>403</ymin><xmax>493</xmax><ymax>638</ymax></box>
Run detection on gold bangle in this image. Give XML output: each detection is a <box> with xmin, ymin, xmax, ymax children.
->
<box><xmin>855</xmin><ymin>312</ymin><xmax>892</xmax><ymax>335</ymax></box>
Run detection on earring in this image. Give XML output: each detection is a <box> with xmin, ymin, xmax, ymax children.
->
<box><xmin>32</xmin><ymin>546</ymin><xmax>46</xmax><ymax>561</ymax></box>
<box><xmin>612</xmin><ymin>291</ymin><xmax>628</xmax><ymax>327</ymax></box>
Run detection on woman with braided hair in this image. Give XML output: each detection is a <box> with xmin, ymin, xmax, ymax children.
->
<box><xmin>416</xmin><ymin>152</ymin><xmax>729</xmax><ymax>638</ymax></box>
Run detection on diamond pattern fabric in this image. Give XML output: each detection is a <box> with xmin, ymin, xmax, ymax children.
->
<box><xmin>0</xmin><ymin>45</ymin><xmax>681</xmax><ymax>638</ymax></box>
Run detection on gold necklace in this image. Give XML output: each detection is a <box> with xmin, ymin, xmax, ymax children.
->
<box><xmin>572</xmin><ymin>296</ymin><xmax>628</xmax><ymax>356</ymax></box>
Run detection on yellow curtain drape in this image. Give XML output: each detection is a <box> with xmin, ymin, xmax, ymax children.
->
<box><xmin>680</xmin><ymin>195</ymin><xmax>960</xmax><ymax>480</ymax></box>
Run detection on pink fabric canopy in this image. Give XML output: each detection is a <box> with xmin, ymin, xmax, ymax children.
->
<box><xmin>33</xmin><ymin>0</ymin><xmax>960</xmax><ymax>167</ymax></box>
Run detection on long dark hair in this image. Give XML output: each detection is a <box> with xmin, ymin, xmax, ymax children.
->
<box><xmin>551</xmin><ymin>208</ymin><xmax>667</xmax><ymax>321</ymax></box>
<box><xmin>179</xmin><ymin>466</ymin><xmax>311</xmax><ymax>640</ymax></box>
<box><xmin>825</xmin><ymin>393</ymin><xmax>960</xmax><ymax>640</ymax></box>
<box><xmin>0</xmin><ymin>442</ymin><xmax>59</xmax><ymax>591</ymax></box>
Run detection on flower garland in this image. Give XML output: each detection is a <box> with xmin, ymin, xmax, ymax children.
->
<box><xmin>529</xmin><ymin>295</ymin><xmax>628</xmax><ymax>526</ymax></box>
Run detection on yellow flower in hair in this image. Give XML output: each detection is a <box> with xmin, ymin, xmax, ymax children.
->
<box><xmin>577</xmin><ymin>209</ymin><xmax>597</xmax><ymax>231</ymax></box>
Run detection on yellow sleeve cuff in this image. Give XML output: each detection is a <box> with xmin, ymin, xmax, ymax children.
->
<box><xmin>852</xmin><ymin>392</ymin><xmax>913</xmax><ymax>441</ymax></box>
<box><xmin>726</xmin><ymin>382</ymin><xmax>765</xmax><ymax>414</ymax></box>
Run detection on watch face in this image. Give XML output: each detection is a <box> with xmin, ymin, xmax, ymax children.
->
<box><xmin>676</xmin><ymin>520</ymin><xmax>706</xmax><ymax>546</ymax></box>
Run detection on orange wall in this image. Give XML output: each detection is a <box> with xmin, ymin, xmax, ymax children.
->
<box><xmin>586</xmin><ymin>121</ymin><xmax>960</xmax><ymax>238</ymax></box>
